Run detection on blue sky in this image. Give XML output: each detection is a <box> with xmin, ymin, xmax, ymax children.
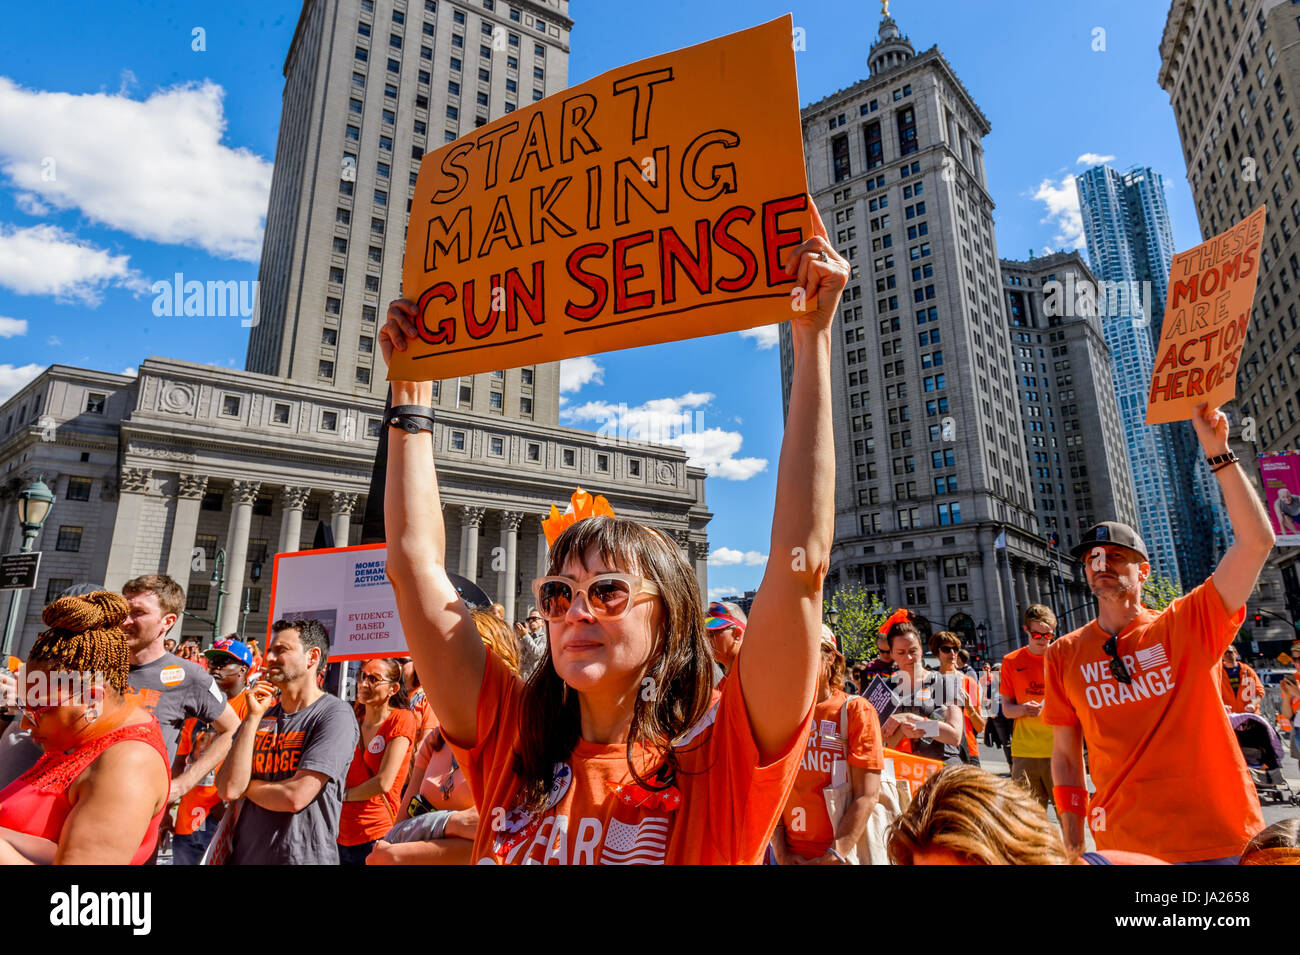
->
<box><xmin>0</xmin><ymin>0</ymin><xmax>1200</xmax><ymax>600</ymax></box>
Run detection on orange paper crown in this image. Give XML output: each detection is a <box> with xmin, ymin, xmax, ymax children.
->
<box><xmin>878</xmin><ymin>608</ymin><xmax>912</xmax><ymax>635</ymax></box>
<box><xmin>542</xmin><ymin>487</ymin><xmax>615</xmax><ymax>547</ymax></box>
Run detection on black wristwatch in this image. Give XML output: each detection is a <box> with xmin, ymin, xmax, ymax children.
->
<box><xmin>388</xmin><ymin>405</ymin><xmax>437</xmax><ymax>435</ymax></box>
<box><xmin>1206</xmin><ymin>450</ymin><xmax>1239</xmax><ymax>468</ymax></box>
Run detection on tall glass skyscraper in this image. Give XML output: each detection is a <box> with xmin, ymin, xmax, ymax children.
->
<box><xmin>1075</xmin><ymin>164</ymin><xmax>1228</xmax><ymax>590</ymax></box>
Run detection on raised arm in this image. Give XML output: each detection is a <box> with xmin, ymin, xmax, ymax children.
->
<box><xmin>739</xmin><ymin>199</ymin><xmax>844</xmax><ymax>760</ymax></box>
<box><xmin>380</xmin><ymin>301</ymin><xmax>487</xmax><ymax>747</ymax></box>
<box><xmin>1195</xmin><ymin>405</ymin><xmax>1275</xmax><ymax>614</ymax></box>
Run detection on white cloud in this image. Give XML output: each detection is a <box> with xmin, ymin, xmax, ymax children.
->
<box><xmin>46</xmin><ymin>335</ymin><xmax>62</xmax><ymax>347</ymax></box>
<box><xmin>0</xmin><ymin>224</ymin><xmax>145</xmax><ymax>304</ymax></box>
<box><xmin>121</xmin><ymin>366</ymin><xmax>137</xmax><ymax>377</ymax></box>
<box><xmin>561</xmin><ymin>392</ymin><xmax>768</xmax><ymax>481</ymax></box>
<box><xmin>708</xmin><ymin>547</ymin><xmax>768</xmax><ymax>567</ymax></box>
<box><xmin>1076</xmin><ymin>153</ymin><xmax>1116</xmax><ymax>166</ymax></box>
<box><xmin>1032</xmin><ymin>174</ymin><xmax>1086</xmax><ymax>251</ymax></box>
<box><xmin>559</xmin><ymin>356</ymin><xmax>604</xmax><ymax>393</ymax></box>
<box><xmin>0</xmin><ymin>77</ymin><xmax>272</xmax><ymax>261</ymax></box>
<box><xmin>0</xmin><ymin>363</ymin><xmax>44</xmax><ymax>402</ymax></box>
<box><xmin>739</xmin><ymin>325</ymin><xmax>779</xmax><ymax>349</ymax></box>
<box><xmin>0</xmin><ymin>316</ymin><xmax>27</xmax><ymax>338</ymax></box>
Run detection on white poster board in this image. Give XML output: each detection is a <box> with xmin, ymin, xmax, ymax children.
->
<box><xmin>267</xmin><ymin>543</ymin><xmax>406</xmax><ymax>661</ymax></box>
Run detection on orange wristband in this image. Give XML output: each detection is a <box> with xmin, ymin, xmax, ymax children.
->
<box><xmin>1053</xmin><ymin>785</ymin><xmax>1088</xmax><ymax>817</ymax></box>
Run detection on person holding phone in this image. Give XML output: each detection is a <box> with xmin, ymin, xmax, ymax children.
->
<box><xmin>881</xmin><ymin>621</ymin><xmax>964</xmax><ymax>765</ymax></box>
<box><xmin>380</xmin><ymin>200</ymin><xmax>843</xmax><ymax>864</ymax></box>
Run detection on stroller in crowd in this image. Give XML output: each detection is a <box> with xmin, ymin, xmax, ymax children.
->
<box><xmin>1230</xmin><ymin>712</ymin><xmax>1299</xmax><ymax>806</ymax></box>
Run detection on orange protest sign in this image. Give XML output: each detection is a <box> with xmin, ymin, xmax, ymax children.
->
<box><xmin>391</xmin><ymin>15</ymin><xmax>810</xmax><ymax>381</ymax></box>
<box><xmin>882</xmin><ymin>747</ymin><xmax>943</xmax><ymax>790</ymax></box>
<box><xmin>1146</xmin><ymin>205</ymin><xmax>1266</xmax><ymax>424</ymax></box>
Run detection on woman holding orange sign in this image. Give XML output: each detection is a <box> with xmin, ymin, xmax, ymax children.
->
<box><xmin>381</xmin><ymin>197</ymin><xmax>844</xmax><ymax>864</ymax></box>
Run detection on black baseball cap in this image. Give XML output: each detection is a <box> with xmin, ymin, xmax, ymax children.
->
<box><xmin>1070</xmin><ymin>521</ymin><xmax>1149</xmax><ymax>563</ymax></box>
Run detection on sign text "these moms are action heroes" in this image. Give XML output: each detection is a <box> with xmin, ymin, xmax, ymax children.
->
<box><xmin>391</xmin><ymin>15</ymin><xmax>810</xmax><ymax>381</ymax></box>
<box><xmin>1146</xmin><ymin>205</ymin><xmax>1265</xmax><ymax>424</ymax></box>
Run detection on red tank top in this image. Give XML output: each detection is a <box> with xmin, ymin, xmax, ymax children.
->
<box><xmin>0</xmin><ymin>720</ymin><xmax>170</xmax><ymax>864</ymax></box>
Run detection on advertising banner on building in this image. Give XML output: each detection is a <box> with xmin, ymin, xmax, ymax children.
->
<box><xmin>266</xmin><ymin>543</ymin><xmax>406</xmax><ymax>661</ymax></box>
<box><xmin>1146</xmin><ymin>205</ymin><xmax>1265</xmax><ymax>424</ymax></box>
<box><xmin>1260</xmin><ymin>451</ymin><xmax>1300</xmax><ymax>547</ymax></box>
<box><xmin>393</xmin><ymin>15</ymin><xmax>809</xmax><ymax>381</ymax></box>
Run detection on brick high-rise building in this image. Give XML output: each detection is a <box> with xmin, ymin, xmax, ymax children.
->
<box><xmin>784</xmin><ymin>13</ymin><xmax>1062</xmax><ymax>659</ymax></box>
<box><xmin>246</xmin><ymin>0</ymin><xmax>571</xmax><ymax>425</ymax></box>
<box><xmin>1158</xmin><ymin>0</ymin><xmax>1298</xmax><ymax>645</ymax></box>
<box><xmin>999</xmin><ymin>251</ymin><xmax>1138</xmax><ymax>629</ymax></box>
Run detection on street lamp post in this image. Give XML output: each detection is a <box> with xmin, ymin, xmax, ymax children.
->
<box><xmin>2</xmin><ymin>476</ymin><xmax>57</xmax><ymax>659</ymax></box>
<box><xmin>183</xmin><ymin>548</ymin><xmax>228</xmax><ymax>647</ymax></box>
<box><xmin>239</xmin><ymin>561</ymin><xmax>263</xmax><ymax>640</ymax></box>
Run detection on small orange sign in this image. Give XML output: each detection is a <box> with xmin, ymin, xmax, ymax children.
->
<box><xmin>392</xmin><ymin>15</ymin><xmax>810</xmax><ymax>381</ymax></box>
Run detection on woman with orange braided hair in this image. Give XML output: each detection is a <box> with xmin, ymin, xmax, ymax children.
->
<box><xmin>0</xmin><ymin>592</ymin><xmax>170</xmax><ymax>864</ymax></box>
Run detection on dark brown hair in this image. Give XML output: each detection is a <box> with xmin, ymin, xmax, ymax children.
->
<box><xmin>122</xmin><ymin>573</ymin><xmax>186</xmax><ymax>618</ymax></box>
<box><xmin>928</xmin><ymin>630</ymin><xmax>962</xmax><ymax>654</ymax></box>
<box><xmin>362</xmin><ymin>657</ymin><xmax>410</xmax><ymax>709</ymax></box>
<box><xmin>29</xmin><ymin>591</ymin><xmax>131</xmax><ymax>695</ymax></box>
<box><xmin>514</xmin><ymin>516</ymin><xmax>714</xmax><ymax>815</ymax></box>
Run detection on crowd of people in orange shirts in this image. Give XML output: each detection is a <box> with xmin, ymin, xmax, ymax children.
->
<box><xmin>0</xmin><ymin>213</ymin><xmax>1298</xmax><ymax>866</ymax></box>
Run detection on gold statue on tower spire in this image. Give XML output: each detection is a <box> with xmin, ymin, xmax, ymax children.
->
<box><xmin>882</xmin><ymin>0</ymin><xmax>890</xmax><ymax>15</ymax></box>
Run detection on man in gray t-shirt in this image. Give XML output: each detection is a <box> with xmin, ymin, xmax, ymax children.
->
<box><xmin>128</xmin><ymin>653</ymin><xmax>228</xmax><ymax>764</ymax></box>
<box><xmin>217</xmin><ymin>618</ymin><xmax>359</xmax><ymax>865</ymax></box>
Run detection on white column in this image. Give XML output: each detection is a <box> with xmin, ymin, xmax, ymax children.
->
<box><xmin>459</xmin><ymin>506</ymin><xmax>485</xmax><ymax>582</ymax></box>
<box><xmin>218</xmin><ymin>479</ymin><xmax>261</xmax><ymax>636</ymax></box>
<box><xmin>691</xmin><ymin>540</ymin><xmax>709</xmax><ymax>603</ymax></box>
<box><xmin>103</xmin><ymin>468</ymin><xmax>153</xmax><ymax>590</ymax></box>
<box><xmin>498</xmin><ymin>511</ymin><xmax>523</xmax><ymax>624</ymax></box>
<box><xmin>279</xmin><ymin>486</ymin><xmax>311</xmax><ymax>554</ymax></box>
<box><xmin>535</xmin><ymin>517</ymin><xmax>550</xmax><ymax>579</ymax></box>
<box><xmin>331</xmin><ymin>491</ymin><xmax>359</xmax><ymax>548</ymax></box>
<box><xmin>165</xmin><ymin>474</ymin><xmax>208</xmax><ymax>586</ymax></box>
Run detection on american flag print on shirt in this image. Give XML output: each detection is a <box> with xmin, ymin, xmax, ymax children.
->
<box><xmin>1134</xmin><ymin>645</ymin><xmax>1169</xmax><ymax>671</ymax></box>
<box><xmin>600</xmin><ymin>816</ymin><xmax>670</xmax><ymax>865</ymax></box>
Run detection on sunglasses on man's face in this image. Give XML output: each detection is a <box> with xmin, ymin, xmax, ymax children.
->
<box><xmin>1102</xmin><ymin>635</ymin><xmax>1132</xmax><ymax>685</ymax></box>
<box><xmin>531</xmin><ymin>574</ymin><xmax>662</xmax><ymax>622</ymax></box>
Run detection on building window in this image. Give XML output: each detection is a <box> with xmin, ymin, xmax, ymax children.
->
<box><xmin>359</xmin><ymin>335</ymin><xmax>374</xmax><ymax>354</ymax></box>
<box><xmin>186</xmin><ymin>589</ymin><xmax>209</xmax><ymax>612</ymax></box>
<box><xmin>458</xmin><ymin>380</ymin><xmax>472</xmax><ymax>406</ymax></box>
<box><xmin>66</xmin><ymin>476</ymin><xmax>93</xmax><ymax>502</ymax></box>
<box><xmin>356</xmin><ymin>366</ymin><xmax>371</xmax><ymax>386</ymax></box>
<box><xmin>272</xmin><ymin>402</ymin><xmax>291</xmax><ymax>424</ymax></box>
<box><xmin>831</xmin><ymin>134</ymin><xmax>850</xmax><ymax>182</ymax></box>
<box><xmin>221</xmin><ymin>395</ymin><xmax>241</xmax><ymax>416</ymax></box>
<box><xmin>332</xmin><ymin>237</ymin><xmax>348</xmax><ymax>254</ymax></box>
<box><xmin>519</xmin><ymin>396</ymin><xmax>533</xmax><ymax>415</ymax></box>
<box><xmin>897</xmin><ymin>105</ymin><xmax>918</xmax><ymax>156</ymax></box>
<box><xmin>45</xmin><ymin>578</ymin><xmax>73</xmax><ymax>604</ymax></box>
<box><xmin>55</xmin><ymin>526</ymin><xmax>83</xmax><ymax>552</ymax></box>
<box><xmin>326</xmin><ymin>296</ymin><xmax>341</xmax><ymax>314</ymax></box>
<box><xmin>489</xmin><ymin>436</ymin><xmax>504</xmax><ymax>456</ymax></box>
<box><xmin>521</xmin><ymin>368</ymin><xmax>534</xmax><ymax>385</ymax></box>
<box><xmin>450</xmin><ymin>430</ymin><xmax>466</xmax><ymax>450</ymax></box>
<box><xmin>86</xmin><ymin>393</ymin><xmax>106</xmax><ymax>414</ymax></box>
<box><xmin>863</xmin><ymin>121</ymin><xmax>883</xmax><ymax>170</ymax></box>
<box><xmin>562</xmin><ymin>448</ymin><xmax>576</xmax><ymax>467</ymax></box>
<box><xmin>628</xmin><ymin>459</ymin><xmax>642</xmax><ymax>477</ymax></box>
<box><xmin>366</xmin><ymin>417</ymin><xmax>382</xmax><ymax>438</ymax></box>
<box><xmin>319</xmin><ymin>360</ymin><xmax>335</xmax><ymax>378</ymax></box>
<box><xmin>937</xmin><ymin>501</ymin><xmax>963</xmax><ymax>525</ymax></box>
<box><xmin>596</xmin><ymin>452</ymin><xmax>609</xmax><ymax>472</ymax></box>
<box><xmin>321</xmin><ymin>411</ymin><xmax>338</xmax><ymax>431</ymax></box>
<box><xmin>527</xmin><ymin>442</ymin><xmax>541</xmax><ymax>461</ymax></box>
<box><xmin>322</xmin><ymin>328</ymin><xmax>338</xmax><ymax>346</ymax></box>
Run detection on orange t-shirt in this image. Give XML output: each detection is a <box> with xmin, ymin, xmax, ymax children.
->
<box><xmin>175</xmin><ymin>689</ymin><xmax>250</xmax><ymax>836</ymax></box>
<box><xmin>958</xmin><ymin>672</ymin><xmax>981</xmax><ymax>759</ymax></box>
<box><xmin>781</xmin><ymin>690</ymin><xmax>883</xmax><ymax>860</ymax></box>
<box><xmin>1042</xmin><ymin>580</ymin><xmax>1264</xmax><ymax>863</ymax></box>
<box><xmin>450</xmin><ymin>652</ymin><xmax>811</xmax><ymax>864</ymax></box>
<box><xmin>1000</xmin><ymin>646</ymin><xmax>1053</xmax><ymax>758</ymax></box>
<box><xmin>338</xmin><ymin>708</ymin><xmax>419</xmax><ymax>846</ymax></box>
<box><xmin>1217</xmin><ymin>662</ymin><xmax>1263</xmax><ymax>713</ymax></box>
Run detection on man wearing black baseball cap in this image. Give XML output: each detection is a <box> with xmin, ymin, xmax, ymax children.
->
<box><xmin>1041</xmin><ymin>404</ymin><xmax>1274</xmax><ymax>864</ymax></box>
